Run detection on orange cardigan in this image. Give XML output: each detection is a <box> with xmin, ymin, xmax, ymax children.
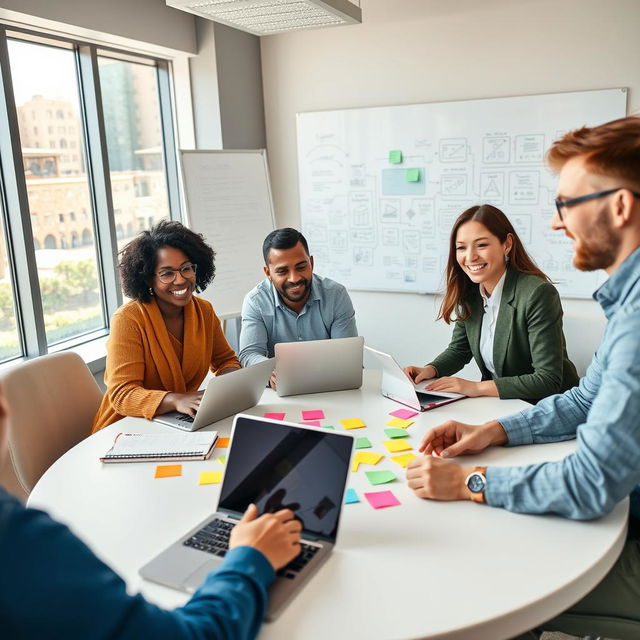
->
<box><xmin>91</xmin><ymin>296</ymin><xmax>240</xmax><ymax>432</ymax></box>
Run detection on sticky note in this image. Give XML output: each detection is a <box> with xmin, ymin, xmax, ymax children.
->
<box><xmin>344</xmin><ymin>488</ymin><xmax>359</xmax><ymax>504</ymax></box>
<box><xmin>199</xmin><ymin>471</ymin><xmax>223</xmax><ymax>485</ymax></box>
<box><xmin>322</xmin><ymin>425</ymin><xmax>335</xmax><ymax>430</ymax></box>
<box><xmin>386</xmin><ymin>417</ymin><xmax>414</xmax><ymax>429</ymax></box>
<box><xmin>217</xmin><ymin>456</ymin><xmax>226</xmax><ymax>465</ymax></box>
<box><xmin>155</xmin><ymin>464</ymin><xmax>182</xmax><ymax>478</ymax></box>
<box><xmin>383</xmin><ymin>439</ymin><xmax>413</xmax><ymax>453</ymax></box>
<box><xmin>301</xmin><ymin>420</ymin><xmax>322</xmax><ymax>427</ymax></box>
<box><xmin>341</xmin><ymin>418</ymin><xmax>366</xmax><ymax>430</ymax></box>
<box><xmin>384</xmin><ymin>427</ymin><xmax>408</xmax><ymax>439</ymax></box>
<box><xmin>302</xmin><ymin>410</ymin><xmax>325</xmax><ymax>420</ymax></box>
<box><xmin>351</xmin><ymin>451</ymin><xmax>384</xmax><ymax>472</ymax></box>
<box><xmin>390</xmin><ymin>453</ymin><xmax>417</xmax><ymax>468</ymax></box>
<box><xmin>390</xmin><ymin>408</ymin><xmax>418</xmax><ymax>419</ymax></box>
<box><xmin>389</xmin><ymin>150</ymin><xmax>403</xmax><ymax>164</ymax></box>
<box><xmin>365</xmin><ymin>469</ymin><xmax>396</xmax><ymax>485</ymax></box>
<box><xmin>406</xmin><ymin>168</ymin><xmax>420</xmax><ymax>183</ymax></box>
<box><xmin>264</xmin><ymin>412</ymin><xmax>285</xmax><ymax>420</ymax></box>
<box><xmin>364</xmin><ymin>490</ymin><xmax>401</xmax><ymax>509</ymax></box>
<box><xmin>355</xmin><ymin>436</ymin><xmax>372</xmax><ymax>449</ymax></box>
<box><xmin>217</xmin><ymin>437</ymin><xmax>230</xmax><ymax>448</ymax></box>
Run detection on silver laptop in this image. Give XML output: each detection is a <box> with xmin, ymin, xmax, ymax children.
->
<box><xmin>275</xmin><ymin>336</ymin><xmax>364</xmax><ymax>397</ymax></box>
<box><xmin>140</xmin><ymin>413</ymin><xmax>354</xmax><ymax>620</ymax></box>
<box><xmin>365</xmin><ymin>346</ymin><xmax>465</xmax><ymax>411</ymax></box>
<box><xmin>154</xmin><ymin>359</ymin><xmax>275</xmax><ymax>431</ymax></box>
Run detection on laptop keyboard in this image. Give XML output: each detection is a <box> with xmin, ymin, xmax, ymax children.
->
<box><xmin>177</xmin><ymin>413</ymin><xmax>195</xmax><ymax>423</ymax></box>
<box><xmin>183</xmin><ymin>518</ymin><xmax>320</xmax><ymax>579</ymax></box>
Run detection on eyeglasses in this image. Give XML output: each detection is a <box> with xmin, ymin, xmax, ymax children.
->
<box><xmin>554</xmin><ymin>187</ymin><xmax>640</xmax><ymax>221</ymax></box>
<box><xmin>155</xmin><ymin>263</ymin><xmax>197</xmax><ymax>284</ymax></box>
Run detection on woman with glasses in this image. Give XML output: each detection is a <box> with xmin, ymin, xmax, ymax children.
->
<box><xmin>404</xmin><ymin>204</ymin><xmax>579</xmax><ymax>402</ymax></box>
<box><xmin>92</xmin><ymin>220</ymin><xmax>240</xmax><ymax>432</ymax></box>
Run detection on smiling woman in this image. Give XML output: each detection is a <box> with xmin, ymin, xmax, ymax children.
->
<box><xmin>91</xmin><ymin>220</ymin><xmax>241</xmax><ymax>432</ymax></box>
<box><xmin>404</xmin><ymin>205</ymin><xmax>579</xmax><ymax>402</ymax></box>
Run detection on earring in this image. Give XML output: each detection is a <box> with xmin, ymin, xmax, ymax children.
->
<box><xmin>505</xmin><ymin>253</ymin><xmax>510</xmax><ymax>264</ymax></box>
<box><xmin>149</xmin><ymin>287</ymin><xmax>154</xmax><ymax>296</ymax></box>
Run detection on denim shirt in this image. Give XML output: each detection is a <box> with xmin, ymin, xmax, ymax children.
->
<box><xmin>486</xmin><ymin>247</ymin><xmax>640</xmax><ymax>520</ymax></box>
<box><xmin>238</xmin><ymin>273</ymin><xmax>357</xmax><ymax>367</ymax></box>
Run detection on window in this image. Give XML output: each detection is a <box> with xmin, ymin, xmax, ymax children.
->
<box><xmin>0</xmin><ymin>27</ymin><xmax>180</xmax><ymax>363</ymax></box>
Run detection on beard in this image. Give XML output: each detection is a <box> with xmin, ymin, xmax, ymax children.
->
<box><xmin>571</xmin><ymin>209</ymin><xmax>621</xmax><ymax>271</ymax></box>
<box><xmin>278</xmin><ymin>277</ymin><xmax>311</xmax><ymax>303</ymax></box>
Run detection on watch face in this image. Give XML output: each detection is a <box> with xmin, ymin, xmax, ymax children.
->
<box><xmin>467</xmin><ymin>473</ymin><xmax>486</xmax><ymax>493</ymax></box>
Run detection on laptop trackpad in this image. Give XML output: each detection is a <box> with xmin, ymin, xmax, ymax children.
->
<box><xmin>183</xmin><ymin>558</ymin><xmax>224</xmax><ymax>590</ymax></box>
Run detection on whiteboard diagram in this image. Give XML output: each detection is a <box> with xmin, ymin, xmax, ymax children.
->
<box><xmin>296</xmin><ymin>89</ymin><xmax>626</xmax><ymax>298</ymax></box>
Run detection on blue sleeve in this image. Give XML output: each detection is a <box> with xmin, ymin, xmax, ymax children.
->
<box><xmin>329</xmin><ymin>286</ymin><xmax>357</xmax><ymax>338</ymax></box>
<box><xmin>0</xmin><ymin>493</ymin><xmax>274</xmax><ymax>640</ymax></box>
<box><xmin>238</xmin><ymin>292</ymin><xmax>270</xmax><ymax>367</ymax></box>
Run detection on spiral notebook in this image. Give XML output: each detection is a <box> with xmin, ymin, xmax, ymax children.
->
<box><xmin>100</xmin><ymin>432</ymin><xmax>218</xmax><ymax>463</ymax></box>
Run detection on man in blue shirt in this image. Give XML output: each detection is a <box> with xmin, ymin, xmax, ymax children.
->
<box><xmin>239</xmin><ymin>227</ymin><xmax>357</xmax><ymax>389</ymax></box>
<box><xmin>0</xmin><ymin>396</ymin><xmax>302</xmax><ymax>638</ymax></box>
<box><xmin>405</xmin><ymin>116</ymin><xmax>640</xmax><ymax>639</ymax></box>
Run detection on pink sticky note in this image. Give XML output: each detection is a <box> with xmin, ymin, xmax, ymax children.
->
<box><xmin>301</xmin><ymin>420</ymin><xmax>322</xmax><ymax>427</ymax></box>
<box><xmin>264</xmin><ymin>412</ymin><xmax>286</xmax><ymax>420</ymax></box>
<box><xmin>364</xmin><ymin>490</ymin><xmax>401</xmax><ymax>509</ymax></box>
<box><xmin>390</xmin><ymin>408</ymin><xmax>419</xmax><ymax>420</ymax></box>
<box><xmin>302</xmin><ymin>410</ymin><xmax>325</xmax><ymax>421</ymax></box>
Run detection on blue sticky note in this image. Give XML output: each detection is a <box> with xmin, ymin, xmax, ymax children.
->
<box><xmin>344</xmin><ymin>488</ymin><xmax>359</xmax><ymax>504</ymax></box>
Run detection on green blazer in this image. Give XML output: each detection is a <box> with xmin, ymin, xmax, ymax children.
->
<box><xmin>428</xmin><ymin>268</ymin><xmax>579</xmax><ymax>401</ymax></box>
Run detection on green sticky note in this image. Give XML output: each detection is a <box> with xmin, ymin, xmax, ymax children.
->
<box><xmin>389</xmin><ymin>150</ymin><xmax>403</xmax><ymax>164</ymax></box>
<box><xmin>384</xmin><ymin>427</ymin><xmax>408</xmax><ymax>439</ymax></box>
<box><xmin>365</xmin><ymin>469</ymin><xmax>397</xmax><ymax>485</ymax></box>
<box><xmin>322</xmin><ymin>425</ymin><xmax>335</xmax><ymax>430</ymax></box>
<box><xmin>355</xmin><ymin>436</ymin><xmax>372</xmax><ymax>449</ymax></box>
<box><xmin>406</xmin><ymin>168</ymin><xmax>420</xmax><ymax>182</ymax></box>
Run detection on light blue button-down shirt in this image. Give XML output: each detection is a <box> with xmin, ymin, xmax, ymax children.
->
<box><xmin>486</xmin><ymin>247</ymin><xmax>640</xmax><ymax>521</ymax></box>
<box><xmin>238</xmin><ymin>273</ymin><xmax>358</xmax><ymax>367</ymax></box>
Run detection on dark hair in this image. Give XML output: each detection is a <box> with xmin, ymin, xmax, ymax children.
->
<box><xmin>547</xmin><ymin>116</ymin><xmax>640</xmax><ymax>188</ymax></box>
<box><xmin>439</xmin><ymin>205</ymin><xmax>550</xmax><ymax>324</ymax></box>
<box><xmin>262</xmin><ymin>227</ymin><xmax>310</xmax><ymax>264</ymax></box>
<box><xmin>119</xmin><ymin>219</ymin><xmax>215</xmax><ymax>303</ymax></box>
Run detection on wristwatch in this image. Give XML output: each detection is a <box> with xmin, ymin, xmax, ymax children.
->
<box><xmin>465</xmin><ymin>466</ymin><xmax>487</xmax><ymax>503</ymax></box>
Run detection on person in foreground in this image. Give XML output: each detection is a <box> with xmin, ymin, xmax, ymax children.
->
<box><xmin>407</xmin><ymin>116</ymin><xmax>640</xmax><ymax>639</ymax></box>
<box><xmin>0</xmin><ymin>399</ymin><xmax>302</xmax><ymax>639</ymax></box>
<box><xmin>92</xmin><ymin>220</ymin><xmax>240</xmax><ymax>432</ymax></box>
<box><xmin>404</xmin><ymin>204</ymin><xmax>578</xmax><ymax>402</ymax></box>
<box><xmin>238</xmin><ymin>227</ymin><xmax>357</xmax><ymax>389</ymax></box>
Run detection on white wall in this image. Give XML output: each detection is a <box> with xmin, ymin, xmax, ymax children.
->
<box><xmin>260</xmin><ymin>0</ymin><xmax>639</xmax><ymax>373</ymax></box>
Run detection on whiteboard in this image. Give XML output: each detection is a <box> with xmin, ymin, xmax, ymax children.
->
<box><xmin>180</xmin><ymin>150</ymin><xmax>275</xmax><ymax>318</ymax></box>
<box><xmin>296</xmin><ymin>89</ymin><xmax>627</xmax><ymax>298</ymax></box>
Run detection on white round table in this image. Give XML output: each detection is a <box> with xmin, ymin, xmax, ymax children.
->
<box><xmin>29</xmin><ymin>370</ymin><xmax>627</xmax><ymax>640</ymax></box>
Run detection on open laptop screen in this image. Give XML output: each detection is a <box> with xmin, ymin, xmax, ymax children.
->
<box><xmin>218</xmin><ymin>416</ymin><xmax>353</xmax><ymax>542</ymax></box>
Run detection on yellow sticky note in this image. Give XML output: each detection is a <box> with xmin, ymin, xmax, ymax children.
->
<box><xmin>386</xmin><ymin>417</ymin><xmax>414</xmax><ymax>428</ymax></box>
<box><xmin>351</xmin><ymin>451</ymin><xmax>384</xmax><ymax>472</ymax></box>
<box><xmin>199</xmin><ymin>471</ymin><xmax>223</xmax><ymax>485</ymax></box>
<box><xmin>155</xmin><ymin>464</ymin><xmax>182</xmax><ymax>478</ymax></box>
<box><xmin>382</xmin><ymin>439</ymin><xmax>413</xmax><ymax>453</ymax></box>
<box><xmin>217</xmin><ymin>437</ymin><xmax>230</xmax><ymax>448</ymax></box>
<box><xmin>340</xmin><ymin>418</ymin><xmax>366</xmax><ymax>430</ymax></box>
<box><xmin>390</xmin><ymin>453</ymin><xmax>418</xmax><ymax>468</ymax></box>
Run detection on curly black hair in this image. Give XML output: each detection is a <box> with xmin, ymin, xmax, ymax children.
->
<box><xmin>118</xmin><ymin>219</ymin><xmax>216</xmax><ymax>303</ymax></box>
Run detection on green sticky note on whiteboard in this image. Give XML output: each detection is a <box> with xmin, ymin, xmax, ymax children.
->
<box><xmin>406</xmin><ymin>168</ymin><xmax>420</xmax><ymax>182</ymax></box>
<box><xmin>389</xmin><ymin>150</ymin><xmax>403</xmax><ymax>164</ymax></box>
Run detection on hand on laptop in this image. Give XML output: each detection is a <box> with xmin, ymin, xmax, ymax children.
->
<box><xmin>158</xmin><ymin>390</ymin><xmax>204</xmax><ymax>417</ymax></box>
<box><xmin>403</xmin><ymin>365</ymin><xmax>437</xmax><ymax>384</ymax></box>
<box><xmin>425</xmin><ymin>376</ymin><xmax>480</xmax><ymax>396</ymax></box>
<box><xmin>419</xmin><ymin>420</ymin><xmax>508</xmax><ymax>458</ymax></box>
<box><xmin>269</xmin><ymin>370</ymin><xmax>277</xmax><ymax>391</ymax></box>
<box><xmin>229</xmin><ymin>504</ymin><xmax>302</xmax><ymax>570</ymax></box>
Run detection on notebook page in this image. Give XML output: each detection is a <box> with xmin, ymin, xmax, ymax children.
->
<box><xmin>106</xmin><ymin>432</ymin><xmax>217</xmax><ymax>457</ymax></box>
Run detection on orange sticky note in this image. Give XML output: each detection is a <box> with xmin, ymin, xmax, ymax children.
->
<box><xmin>199</xmin><ymin>471</ymin><xmax>223</xmax><ymax>485</ymax></box>
<box><xmin>340</xmin><ymin>418</ymin><xmax>366</xmax><ymax>430</ymax></box>
<box><xmin>382</xmin><ymin>439</ymin><xmax>413</xmax><ymax>453</ymax></box>
<box><xmin>155</xmin><ymin>464</ymin><xmax>182</xmax><ymax>478</ymax></box>
<box><xmin>217</xmin><ymin>437</ymin><xmax>230</xmax><ymax>448</ymax></box>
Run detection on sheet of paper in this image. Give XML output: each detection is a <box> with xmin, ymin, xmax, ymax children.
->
<box><xmin>155</xmin><ymin>464</ymin><xmax>182</xmax><ymax>478</ymax></box>
<box><xmin>383</xmin><ymin>439</ymin><xmax>413</xmax><ymax>453</ymax></box>
<box><xmin>217</xmin><ymin>437</ymin><xmax>230</xmax><ymax>448</ymax></box>
<box><xmin>302</xmin><ymin>409</ymin><xmax>325</xmax><ymax>420</ymax></box>
<box><xmin>384</xmin><ymin>427</ymin><xmax>408</xmax><ymax>439</ymax></box>
<box><xmin>365</xmin><ymin>469</ymin><xmax>396</xmax><ymax>485</ymax></box>
<box><xmin>301</xmin><ymin>420</ymin><xmax>322</xmax><ymax>427</ymax></box>
<box><xmin>355</xmin><ymin>436</ymin><xmax>372</xmax><ymax>449</ymax></box>
<box><xmin>386</xmin><ymin>417</ymin><xmax>414</xmax><ymax>428</ymax></box>
<box><xmin>351</xmin><ymin>451</ymin><xmax>384</xmax><ymax>472</ymax></box>
<box><xmin>364</xmin><ymin>490</ymin><xmax>401</xmax><ymax>509</ymax></box>
<box><xmin>389</xmin><ymin>408</ymin><xmax>418</xmax><ymax>419</ymax></box>
<box><xmin>264</xmin><ymin>412</ymin><xmax>286</xmax><ymax>420</ymax></box>
<box><xmin>344</xmin><ymin>488</ymin><xmax>360</xmax><ymax>504</ymax></box>
<box><xmin>199</xmin><ymin>471</ymin><xmax>223</xmax><ymax>485</ymax></box>
<box><xmin>389</xmin><ymin>149</ymin><xmax>403</xmax><ymax>164</ymax></box>
<box><xmin>390</xmin><ymin>453</ymin><xmax>417</xmax><ymax>468</ymax></box>
<box><xmin>340</xmin><ymin>418</ymin><xmax>366</xmax><ymax>430</ymax></box>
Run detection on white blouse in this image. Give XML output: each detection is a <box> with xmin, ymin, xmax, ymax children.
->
<box><xmin>478</xmin><ymin>270</ymin><xmax>507</xmax><ymax>377</ymax></box>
